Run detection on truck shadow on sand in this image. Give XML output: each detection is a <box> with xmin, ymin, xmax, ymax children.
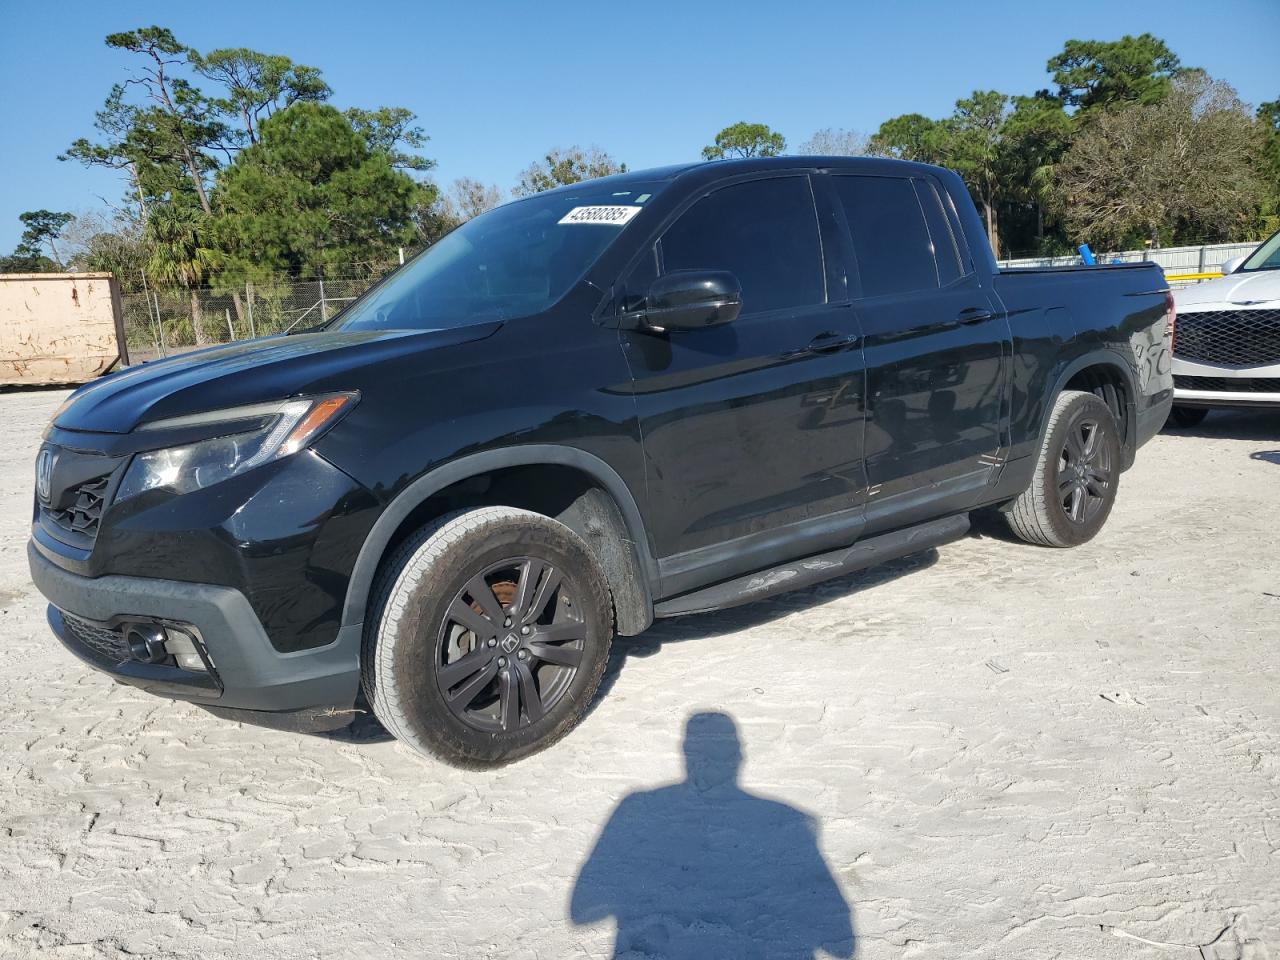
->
<box><xmin>595</xmin><ymin>548</ymin><xmax>938</xmax><ymax>706</ymax></box>
<box><xmin>1163</xmin><ymin>409</ymin><xmax>1280</xmax><ymax>441</ymax></box>
<box><xmin>570</xmin><ymin>710</ymin><xmax>855</xmax><ymax>959</ymax></box>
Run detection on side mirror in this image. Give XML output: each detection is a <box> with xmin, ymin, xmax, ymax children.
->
<box><xmin>1219</xmin><ymin>256</ymin><xmax>1246</xmax><ymax>276</ymax></box>
<box><xmin>639</xmin><ymin>270</ymin><xmax>742</xmax><ymax>331</ymax></box>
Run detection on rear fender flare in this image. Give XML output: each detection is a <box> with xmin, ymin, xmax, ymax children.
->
<box><xmin>1041</xmin><ymin>350</ymin><xmax>1139</xmax><ymax>460</ymax></box>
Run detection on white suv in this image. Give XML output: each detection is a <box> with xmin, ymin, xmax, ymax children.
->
<box><xmin>1169</xmin><ymin>229</ymin><xmax>1280</xmax><ymax>427</ymax></box>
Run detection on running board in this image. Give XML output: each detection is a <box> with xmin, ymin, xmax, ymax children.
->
<box><xmin>653</xmin><ymin>514</ymin><xmax>970</xmax><ymax>618</ymax></box>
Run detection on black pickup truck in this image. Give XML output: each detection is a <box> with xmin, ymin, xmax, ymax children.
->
<box><xmin>30</xmin><ymin>157</ymin><xmax>1173</xmax><ymax>766</ymax></box>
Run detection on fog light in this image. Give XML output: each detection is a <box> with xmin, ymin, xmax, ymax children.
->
<box><xmin>163</xmin><ymin>628</ymin><xmax>209</xmax><ymax>673</ymax></box>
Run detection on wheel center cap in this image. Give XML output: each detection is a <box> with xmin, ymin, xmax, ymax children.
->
<box><xmin>500</xmin><ymin>633</ymin><xmax>521</xmax><ymax>654</ymax></box>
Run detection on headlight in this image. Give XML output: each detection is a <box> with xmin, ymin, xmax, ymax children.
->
<box><xmin>116</xmin><ymin>393</ymin><xmax>357</xmax><ymax>502</ymax></box>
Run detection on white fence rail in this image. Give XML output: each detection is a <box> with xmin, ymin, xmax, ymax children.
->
<box><xmin>999</xmin><ymin>241</ymin><xmax>1258</xmax><ymax>282</ymax></box>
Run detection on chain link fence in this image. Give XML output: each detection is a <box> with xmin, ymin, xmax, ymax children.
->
<box><xmin>121</xmin><ymin>275</ymin><xmax>381</xmax><ymax>363</ymax></box>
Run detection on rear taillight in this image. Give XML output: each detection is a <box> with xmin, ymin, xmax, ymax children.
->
<box><xmin>1164</xmin><ymin>290</ymin><xmax>1176</xmax><ymax>354</ymax></box>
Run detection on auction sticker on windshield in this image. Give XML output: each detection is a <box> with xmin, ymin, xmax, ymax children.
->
<box><xmin>558</xmin><ymin>206</ymin><xmax>642</xmax><ymax>226</ymax></box>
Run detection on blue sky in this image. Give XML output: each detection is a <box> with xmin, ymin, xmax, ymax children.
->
<box><xmin>1</xmin><ymin>0</ymin><xmax>1277</xmax><ymax>251</ymax></box>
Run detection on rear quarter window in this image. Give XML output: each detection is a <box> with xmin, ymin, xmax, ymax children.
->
<box><xmin>913</xmin><ymin>179</ymin><xmax>966</xmax><ymax>286</ymax></box>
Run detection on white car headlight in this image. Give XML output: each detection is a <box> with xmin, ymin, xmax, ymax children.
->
<box><xmin>116</xmin><ymin>393</ymin><xmax>357</xmax><ymax>502</ymax></box>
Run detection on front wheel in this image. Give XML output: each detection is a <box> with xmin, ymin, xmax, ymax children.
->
<box><xmin>1005</xmin><ymin>390</ymin><xmax>1122</xmax><ymax>548</ymax></box>
<box><xmin>362</xmin><ymin>507</ymin><xmax>614</xmax><ymax>767</ymax></box>
<box><xmin>1167</xmin><ymin>406</ymin><xmax>1208</xmax><ymax>429</ymax></box>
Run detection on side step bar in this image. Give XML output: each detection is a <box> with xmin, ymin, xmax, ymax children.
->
<box><xmin>653</xmin><ymin>513</ymin><xmax>970</xmax><ymax>618</ymax></box>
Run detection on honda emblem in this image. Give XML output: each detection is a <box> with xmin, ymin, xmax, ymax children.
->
<box><xmin>36</xmin><ymin>448</ymin><xmax>54</xmax><ymax>503</ymax></box>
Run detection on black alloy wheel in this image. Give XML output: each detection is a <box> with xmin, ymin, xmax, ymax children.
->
<box><xmin>1004</xmin><ymin>390</ymin><xmax>1122</xmax><ymax>547</ymax></box>
<box><xmin>1057</xmin><ymin>416</ymin><xmax>1114</xmax><ymax>526</ymax></box>
<box><xmin>436</xmin><ymin>558</ymin><xmax>585</xmax><ymax>733</ymax></box>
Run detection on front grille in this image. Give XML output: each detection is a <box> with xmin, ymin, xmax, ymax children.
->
<box><xmin>60</xmin><ymin>612</ymin><xmax>129</xmax><ymax>663</ymax></box>
<box><xmin>1174</xmin><ymin>375</ymin><xmax>1280</xmax><ymax>394</ymax></box>
<box><xmin>1175</xmin><ymin>309</ymin><xmax>1280</xmax><ymax>366</ymax></box>
<box><xmin>44</xmin><ymin>475</ymin><xmax>110</xmax><ymax>540</ymax></box>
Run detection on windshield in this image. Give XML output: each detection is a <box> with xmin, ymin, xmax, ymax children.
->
<box><xmin>1240</xmin><ymin>229</ymin><xmax>1280</xmax><ymax>273</ymax></box>
<box><xmin>336</xmin><ymin>182</ymin><xmax>664</xmax><ymax>331</ymax></box>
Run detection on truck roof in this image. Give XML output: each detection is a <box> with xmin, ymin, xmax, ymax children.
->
<box><xmin>537</xmin><ymin>156</ymin><xmax>950</xmax><ymax>197</ymax></box>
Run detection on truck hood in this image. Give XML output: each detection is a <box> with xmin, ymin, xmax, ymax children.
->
<box><xmin>54</xmin><ymin>323</ymin><xmax>502</xmax><ymax>434</ymax></box>
<box><xmin>1174</xmin><ymin>270</ymin><xmax>1280</xmax><ymax>310</ymax></box>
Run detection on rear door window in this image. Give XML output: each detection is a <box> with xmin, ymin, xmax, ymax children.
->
<box><xmin>833</xmin><ymin>175</ymin><xmax>940</xmax><ymax>298</ymax></box>
<box><xmin>659</xmin><ymin>177</ymin><xmax>825</xmax><ymax>315</ymax></box>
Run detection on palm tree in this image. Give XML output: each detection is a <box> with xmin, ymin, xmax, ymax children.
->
<box><xmin>145</xmin><ymin>204</ymin><xmax>217</xmax><ymax>346</ymax></box>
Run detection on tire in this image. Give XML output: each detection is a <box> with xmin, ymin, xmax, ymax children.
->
<box><xmin>1167</xmin><ymin>406</ymin><xmax>1208</xmax><ymax>429</ymax></box>
<box><xmin>1005</xmin><ymin>390</ymin><xmax>1122</xmax><ymax>548</ymax></box>
<box><xmin>362</xmin><ymin>507</ymin><xmax>614</xmax><ymax>768</ymax></box>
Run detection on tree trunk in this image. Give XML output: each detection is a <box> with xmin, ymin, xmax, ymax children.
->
<box><xmin>984</xmin><ymin>201</ymin><xmax>1000</xmax><ymax>259</ymax></box>
<box><xmin>189</xmin><ymin>288</ymin><xmax>208</xmax><ymax>347</ymax></box>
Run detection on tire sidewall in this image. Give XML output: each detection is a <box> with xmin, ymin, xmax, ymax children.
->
<box><xmin>1038</xmin><ymin>394</ymin><xmax>1122</xmax><ymax>546</ymax></box>
<box><xmin>372</xmin><ymin>512</ymin><xmax>612</xmax><ymax>767</ymax></box>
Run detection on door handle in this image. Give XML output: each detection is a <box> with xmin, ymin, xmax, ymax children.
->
<box><xmin>805</xmin><ymin>331</ymin><xmax>861</xmax><ymax>354</ymax></box>
<box><xmin>957</xmin><ymin>307</ymin><xmax>995</xmax><ymax>325</ymax></box>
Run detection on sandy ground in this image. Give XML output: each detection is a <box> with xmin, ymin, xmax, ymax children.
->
<box><xmin>0</xmin><ymin>387</ymin><xmax>1277</xmax><ymax>959</ymax></box>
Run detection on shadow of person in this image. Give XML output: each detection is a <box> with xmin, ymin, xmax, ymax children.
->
<box><xmin>570</xmin><ymin>712</ymin><xmax>854</xmax><ymax>959</ymax></box>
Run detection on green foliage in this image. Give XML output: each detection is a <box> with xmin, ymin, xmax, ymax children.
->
<box><xmin>105</xmin><ymin>25</ymin><xmax>185</xmax><ymax>58</ymax></box>
<box><xmin>345</xmin><ymin>107</ymin><xmax>435</xmax><ymax>172</ymax></box>
<box><xmin>1259</xmin><ymin>98</ymin><xmax>1280</xmax><ymax>224</ymax></box>
<box><xmin>145</xmin><ymin>203</ymin><xmax>221</xmax><ymax>344</ymax></box>
<box><xmin>513</xmin><ymin>146</ymin><xmax>626</xmax><ymax>196</ymax></box>
<box><xmin>74</xmin><ymin>224</ymin><xmax>149</xmax><ymax>290</ymax></box>
<box><xmin>191</xmin><ymin>47</ymin><xmax>330</xmax><ymax>145</ymax></box>
<box><xmin>0</xmin><ymin>210</ymin><xmax>72</xmax><ymax>272</ymax></box>
<box><xmin>214</xmin><ymin>103</ymin><xmax>422</xmax><ymax>277</ymax></box>
<box><xmin>869</xmin><ymin>114</ymin><xmax>945</xmax><ymax>162</ymax></box>
<box><xmin>864</xmin><ymin>34</ymin><xmax>1255</xmax><ymax>255</ymax></box>
<box><xmin>0</xmin><ymin>249</ymin><xmax>59</xmax><ymax>273</ymax></box>
<box><xmin>145</xmin><ymin>203</ymin><xmax>217</xmax><ymax>289</ymax></box>
<box><xmin>62</xmin><ymin>26</ymin><xmax>230</xmax><ymax>216</ymax></box>
<box><xmin>19</xmin><ymin>210</ymin><xmax>73</xmax><ymax>266</ymax></box>
<box><xmin>46</xmin><ymin>24</ymin><xmax>1271</xmax><ymax>295</ymax></box>
<box><xmin>701</xmin><ymin>122</ymin><xmax>786</xmax><ymax>160</ymax></box>
<box><xmin>944</xmin><ymin>92</ymin><xmax>1012</xmax><ymax>251</ymax></box>
<box><xmin>1048</xmin><ymin>33</ymin><xmax>1183</xmax><ymax>111</ymax></box>
<box><xmin>1052</xmin><ymin>73</ymin><xmax>1266</xmax><ymax>249</ymax></box>
<box><xmin>58</xmin><ymin>23</ymin><xmax>437</xmax><ymax>294</ymax></box>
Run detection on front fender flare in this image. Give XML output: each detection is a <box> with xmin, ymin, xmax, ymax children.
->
<box><xmin>340</xmin><ymin>444</ymin><xmax>655</xmax><ymax>630</ymax></box>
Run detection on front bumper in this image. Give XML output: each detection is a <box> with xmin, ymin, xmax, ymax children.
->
<box><xmin>29</xmin><ymin>541</ymin><xmax>362</xmax><ymax>716</ymax></box>
<box><xmin>1172</xmin><ymin>356</ymin><xmax>1280</xmax><ymax>409</ymax></box>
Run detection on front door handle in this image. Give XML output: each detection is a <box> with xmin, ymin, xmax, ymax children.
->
<box><xmin>805</xmin><ymin>331</ymin><xmax>861</xmax><ymax>354</ymax></box>
<box><xmin>957</xmin><ymin>307</ymin><xmax>995</xmax><ymax>325</ymax></box>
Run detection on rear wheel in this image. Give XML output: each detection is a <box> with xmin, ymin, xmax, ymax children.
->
<box><xmin>1167</xmin><ymin>406</ymin><xmax>1208</xmax><ymax>429</ymax></box>
<box><xmin>1005</xmin><ymin>390</ymin><xmax>1122</xmax><ymax>548</ymax></box>
<box><xmin>362</xmin><ymin>507</ymin><xmax>613</xmax><ymax>767</ymax></box>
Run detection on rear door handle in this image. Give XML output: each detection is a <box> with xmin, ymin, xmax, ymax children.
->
<box><xmin>957</xmin><ymin>307</ymin><xmax>995</xmax><ymax>325</ymax></box>
<box><xmin>805</xmin><ymin>331</ymin><xmax>861</xmax><ymax>354</ymax></box>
